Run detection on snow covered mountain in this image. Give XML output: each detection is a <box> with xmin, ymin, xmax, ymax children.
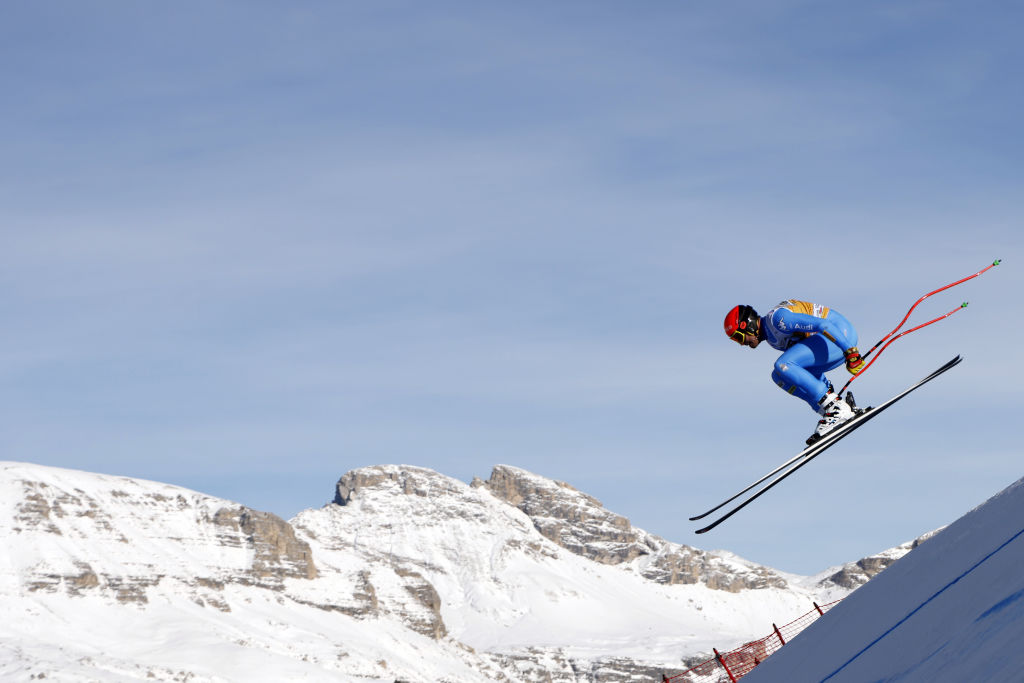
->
<box><xmin>0</xmin><ymin>461</ymin><xmax>920</xmax><ymax>681</ymax></box>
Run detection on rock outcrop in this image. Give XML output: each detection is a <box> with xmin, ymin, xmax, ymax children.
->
<box><xmin>821</xmin><ymin>528</ymin><xmax>942</xmax><ymax>589</ymax></box>
<box><xmin>6</xmin><ymin>467</ymin><xmax>317</xmax><ymax>604</ymax></box>
<box><xmin>210</xmin><ymin>506</ymin><xmax>318</xmax><ymax>584</ymax></box>
<box><xmin>485</xmin><ymin>464</ymin><xmax>789</xmax><ymax>592</ymax></box>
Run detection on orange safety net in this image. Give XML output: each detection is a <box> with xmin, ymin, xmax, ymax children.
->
<box><xmin>664</xmin><ymin>600</ymin><xmax>840</xmax><ymax>683</ymax></box>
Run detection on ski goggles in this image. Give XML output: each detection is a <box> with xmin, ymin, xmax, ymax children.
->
<box><xmin>730</xmin><ymin>330</ymin><xmax>750</xmax><ymax>344</ymax></box>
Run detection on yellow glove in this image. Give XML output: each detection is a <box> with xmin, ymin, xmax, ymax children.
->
<box><xmin>845</xmin><ymin>347</ymin><xmax>865</xmax><ymax>375</ymax></box>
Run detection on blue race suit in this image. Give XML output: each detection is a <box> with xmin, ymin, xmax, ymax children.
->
<box><xmin>762</xmin><ymin>300</ymin><xmax>858</xmax><ymax>412</ymax></box>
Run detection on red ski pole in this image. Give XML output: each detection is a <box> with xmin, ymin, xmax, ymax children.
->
<box><xmin>837</xmin><ymin>259</ymin><xmax>1001</xmax><ymax>397</ymax></box>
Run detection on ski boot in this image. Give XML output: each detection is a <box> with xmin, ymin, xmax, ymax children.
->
<box><xmin>805</xmin><ymin>391</ymin><xmax>860</xmax><ymax>446</ymax></box>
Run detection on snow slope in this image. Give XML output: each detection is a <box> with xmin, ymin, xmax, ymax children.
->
<box><xmin>744</xmin><ymin>475</ymin><xmax>1024</xmax><ymax>683</ymax></box>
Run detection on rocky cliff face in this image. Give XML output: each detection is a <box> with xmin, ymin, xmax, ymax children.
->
<box><xmin>483</xmin><ymin>464</ymin><xmax>788</xmax><ymax>592</ymax></box>
<box><xmin>819</xmin><ymin>528</ymin><xmax>942</xmax><ymax>590</ymax></box>
<box><xmin>6</xmin><ymin>468</ymin><xmax>317</xmax><ymax>605</ymax></box>
<box><xmin>482</xmin><ymin>465</ymin><xmax>649</xmax><ymax>565</ymax></box>
<box><xmin>0</xmin><ymin>461</ymin><xmax>926</xmax><ymax>682</ymax></box>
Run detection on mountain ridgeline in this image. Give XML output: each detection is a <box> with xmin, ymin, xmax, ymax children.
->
<box><xmin>1</xmin><ymin>461</ymin><xmax>925</xmax><ymax>681</ymax></box>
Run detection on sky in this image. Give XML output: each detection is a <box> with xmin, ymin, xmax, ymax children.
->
<box><xmin>1</xmin><ymin>1</ymin><xmax>1021</xmax><ymax>575</ymax></box>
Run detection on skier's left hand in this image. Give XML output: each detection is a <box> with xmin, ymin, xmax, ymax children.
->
<box><xmin>845</xmin><ymin>347</ymin><xmax>865</xmax><ymax>375</ymax></box>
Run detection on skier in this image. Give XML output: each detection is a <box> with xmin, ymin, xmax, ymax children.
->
<box><xmin>724</xmin><ymin>301</ymin><xmax>867</xmax><ymax>445</ymax></box>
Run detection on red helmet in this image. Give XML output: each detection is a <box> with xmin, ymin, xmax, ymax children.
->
<box><xmin>724</xmin><ymin>305</ymin><xmax>759</xmax><ymax>341</ymax></box>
